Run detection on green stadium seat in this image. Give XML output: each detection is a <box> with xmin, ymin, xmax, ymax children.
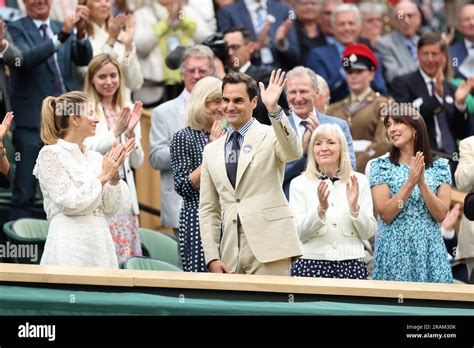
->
<box><xmin>139</xmin><ymin>227</ymin><xmax>181</xmax><ymax>269</ymax></box>
<box><xmin>124</xmin><ymin>256</ymin><xmax>183</xmax><ymax>272</ymax></box>
<box><xmin>2</xmin><ymin>218</ymin><xmax>49</xmax><ymax>264</ymax></box>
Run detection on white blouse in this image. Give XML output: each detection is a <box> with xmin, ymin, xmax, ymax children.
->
<box><xmin>289</xmin><ymin>172</ymin><xmax>376</xmax><ymax>261</ymax></box>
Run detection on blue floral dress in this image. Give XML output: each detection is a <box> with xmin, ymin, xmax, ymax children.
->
<box><xmin>369</xmin><ymin>157</ymin><xmax>453</xmax><ymax>283</ymax></box>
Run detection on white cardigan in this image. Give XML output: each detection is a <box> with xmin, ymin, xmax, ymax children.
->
<box><xmin>289</xmin><ymin>172</ymin><xmax>376</xmax><ymax>261</ymax></box>
<box><xmin>83</xmin><ymin>104</ymin><xmax>144</xmax><ymax>215</ymax></box>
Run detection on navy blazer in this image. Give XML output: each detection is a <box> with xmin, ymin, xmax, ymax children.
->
<box><xmin>450</xmin><ymin>40</ymin><xmax>469</xmax><ymax>79</ymax></box>
<box><xmin>283</xmin><ymin>111</ymin><xmax>356</xmax><ymax>199</ymax></box>
<box><xmin>217</xmin><ymin>0</ymin><xmax>299</xmax><ymax>70</ymax></box>
<box><xmin>8</xmin><ymin>17</ymin><xmax>93</xmax><ymax>129</ymax></box>
<box><xmin>306</xmin><ymin>44</ymin><xmax>388</xmax><ymax>103</ymax></box>
<box><xmin>391</xmin><ymin>70</ymin><xmax>470</xmax><ymax>152</ymax></box>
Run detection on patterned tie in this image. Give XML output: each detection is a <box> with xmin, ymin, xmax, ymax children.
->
<box><xmin>39</xmin><ymin>23</ymin><xmax>64</xmax><ymax>97</ymax></box>
<box><xmin>226</xmin><ymin>131</ymin><xmax>241</xmax><ymax>188</ymax></box>
<box><xmin>300</xmin><ymin>120</ymin><xmax>309</xmax><ymax>139</ymax></box>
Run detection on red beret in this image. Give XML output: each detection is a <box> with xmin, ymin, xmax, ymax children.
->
<box><xmin>342</xmin><ymin>43</ymin><xmax>379</xmax><ymax>71</ymax></box>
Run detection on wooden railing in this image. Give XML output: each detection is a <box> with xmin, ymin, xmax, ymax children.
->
<box><xmin>0</xmin><ymin>263</ymin><xmax>472</xmax><ymax>302</ymax></box>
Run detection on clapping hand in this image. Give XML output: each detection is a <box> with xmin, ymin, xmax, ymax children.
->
<box><xmin>259</xmin><ymin>69</ymin><xmax>286</xmax><ymax>113</ymax></box>
<box><xmin>0</xmin><ymin>112</ymin><xmax>13</xmax><ymax>143</ymax></box>
<box><xmin>317</xmin><ymin>180</ymin><xmax>330</xmax><ymax>214</ymax></box>
<box><xmin>346</xmin><ymin>174</ymin><xmax>360</xmax><ymax>214</ymax></box>
<box><xmin>408</xmin><ymin>151</ymin><xmax>424</xmax><ymax>186</ymax></box>
<box><xmin>114</xmin><ymin>107</ymin><xmax>131</xmax><ymax>137</ymax></box>
<box><xmin>126</xmin><ymin>101</ymin><xmax>143</xmax><ymax>138</ymax></box>
<box><xmin>302</xmin><ymin>112</ymin><xmax>319</xmax><ymax>155</ymax></box>
<box><xmin>100</xmin><ymin>138</ymin><xmax>136</xmax><ymax>185</ymax></box>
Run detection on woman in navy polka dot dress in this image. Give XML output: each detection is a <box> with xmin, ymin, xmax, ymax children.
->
<box><xmin>289</xmin><ymin>124</ymin><xmax>377</xmax><ymax>279</ymax></box>
<box><xmin>170</xmin><ymin>77</ymin><xmax>226</xmax><ymax>272</ymax></box>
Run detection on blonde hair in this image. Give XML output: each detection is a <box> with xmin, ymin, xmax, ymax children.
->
<box><xmin>186</xmin><ymin>76</ymin><xmax>222</xmax><ymax>130</ymax></box>
<box><xmin>304</xmin><ymin>123</ymin><xmax>352</xmax><ymax>181</ymax></box>
<box><xmin>84</xmin><ymin>54</ymin><xmax>126</xmax><ymax>119</ymax></box>
<box><xmin>40</xmin><ymin>91</ymin><xmax>91</xmax><ymax>145</ymax></box>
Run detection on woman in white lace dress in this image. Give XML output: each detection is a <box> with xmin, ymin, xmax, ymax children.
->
<box><xmin>33</xmin><ymin>91</ymin><xmax>134</xmax><ymax>269</ymax></box>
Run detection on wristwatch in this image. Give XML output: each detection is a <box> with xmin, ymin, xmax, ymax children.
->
<box><xmin>268</xmin><ymin>106</ymin><xmax>282</xmax><ymax>117</ymax></box>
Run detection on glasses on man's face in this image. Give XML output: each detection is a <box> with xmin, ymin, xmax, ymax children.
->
<box><xmin>183</xmin><ymin>67</ymin><xmax>211</xmax><ymax>76</ymax></box>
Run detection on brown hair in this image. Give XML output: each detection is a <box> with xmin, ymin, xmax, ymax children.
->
<box><xmin>222</xmin><ymin>72</ymin><xmax>257</xmax><ymax>100</ymax></box>
<box><xmin>84</xmin><ymin>53</ymin><xmax>126</xmax><ymax>118</ymax></box>
<box><xmin>417</xmin><ymin>32</ymin><xmax>447</xmax><ymax>52</ymax></box>
<box><xmin>383</xmin><ymin>105</ymin><xmax>434</xmax><ymax>168</ymax></box>
<box><xmin>78</xmin><ymin>0</ymin><xmax>111</xmax><ymax>37</ymax></box>
<box><xmin>40</xmin><ymin>91</ymin><xmax>91</xmax><ymax>145</ymax></box>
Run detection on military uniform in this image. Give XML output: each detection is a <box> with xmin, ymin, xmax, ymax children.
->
<box><xmin>327</xmin><ymin>89</ymin><xmax>391</xmax><ymax>173</ymax></box>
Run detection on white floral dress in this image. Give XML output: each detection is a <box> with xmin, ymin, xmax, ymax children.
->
<box><xmin>33</xmin><ymin>139</ymin><xmax>131</xmax><ymax>269</ymax></box>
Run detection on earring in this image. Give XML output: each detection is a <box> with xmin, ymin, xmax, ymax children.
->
<box><xmin>413</xmin><ymin>132</ymin><xmax>416</xmax><ymax>138</ymax></box>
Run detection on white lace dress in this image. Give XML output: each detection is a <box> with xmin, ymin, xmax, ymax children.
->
<box><xmin>33</xmin><ymin>139</ymin><xmax>131</xmax><ymax>269</ymax></box>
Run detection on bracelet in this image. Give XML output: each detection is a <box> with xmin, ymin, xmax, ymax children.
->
<box><xmin>0</xmin><ymin>146</ymin><xmax>6</xmax><ymax>158</ymax></box>
<box><xmin>318</xmin><ymin>205</ymin><xmax>327</xmax><ymax>214</ymax></box>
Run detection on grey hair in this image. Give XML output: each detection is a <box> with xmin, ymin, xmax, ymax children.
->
<box><xmin>285</xmin><ymin>66</ymin><xmax>319</xmax><ymax>91</ymax></box>
<box><xmin>359</xmin><ymin>2</ymin><xmax>386</xmax><ymax>16</ymax></box>
<box><xmin>180</xmin><ymin>44</ymin><xmax>216</xmax><ymax>75</ymax></box>
<box><xmin>331</xmin><ymin>3</ymin><xmax>361</xmax><ymax>27</ymax></box>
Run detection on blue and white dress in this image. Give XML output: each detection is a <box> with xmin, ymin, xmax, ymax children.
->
<box><xmin>369</xmin><ymin>157</ymin><xmax>453</xmax><ymax>283</ymax></box>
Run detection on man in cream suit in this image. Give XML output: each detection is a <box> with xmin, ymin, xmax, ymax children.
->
<box><xmin>200</xmin><ymin>70</ymin><xmax>302</xmax><ymax>275</ymax></box>
<box><xmin>149</xmin><ymin>45</ymin><xmax>215</xmax><ymax>234</ymax></box>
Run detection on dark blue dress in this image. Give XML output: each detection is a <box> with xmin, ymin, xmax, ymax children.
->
<box><xmin>170</xmin><ymin>127</ymin><xmax>208</xmax><ymax>272</ymax></box>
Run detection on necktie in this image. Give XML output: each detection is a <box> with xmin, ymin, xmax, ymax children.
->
<box><xmin>39</xmin><ymin>24</ymin><xmax>64</xmax><ymax>97</ymax></box>
<box><xmin>406</xmin><ymin>42</ymin><xmax>417</xmax><ymax>61</ymax></box>
<box><xmin>429</xmin><ymin>81</ymin><xmax>455</xmax><ymax>153</ymax></box>
<box><xmin>300</xmin><ymin>120</ymin><xmax>309</xmax><ymax>139</ymax></box>
<box><xmin>226</xmin><ymin>131</ymin><xmax>240</xmax><ymax>188</ymax></box>
<box><xmin>255</xmin><ymin>5</ymin><xmax>266</xmax><ymax>34</ymax></box>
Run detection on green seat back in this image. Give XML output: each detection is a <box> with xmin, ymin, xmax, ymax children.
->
<box><xmin>139</xmin><ymin>228</ymin><xmax>180</xmax><ymax>268</ymax></box>
<box><xmin>124</xmin><ymin>257</ymin><xmax>183</xmax><ymax>272</ymax></box>
<box><xmin>12</xmin><ymin>219</ymin><xmax>49</xmax><ymax>241</ymax></box>
<box><xmin>2</xmin><ymin>219</ymin><xmax>48</xmax><ymax>264</ymax></box>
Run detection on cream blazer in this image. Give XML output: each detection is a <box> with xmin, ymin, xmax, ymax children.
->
<box><xmin>84</xmin><ymin>103</ymin><xmax>144</xmax><ymax>215</ymax></box>
<box><xmin>454</xmin><ymin>136</ymin><xmax>474</xmax><ymax>260</ymax></box>
<box><xmin>289</xmin><ymin>173</ymin><xmax>376</xmax><ymax>261</ymax></box>
<box><xmin>199</xmin><ymin>117</ymin><xmax>303</xmax><ymax>272</ymax></box>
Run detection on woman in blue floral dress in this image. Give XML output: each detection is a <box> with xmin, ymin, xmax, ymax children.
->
<box><xmin>369</xmin><ymin>110</ymin><xmax>453</xmax><ymax>283</ymax></box>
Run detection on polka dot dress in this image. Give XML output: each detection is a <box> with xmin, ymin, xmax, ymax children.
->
<box><xmin>291</xmin><ymin>258</ymin><xmax>368</xmax><ymax>279</ymax></box>
<box><xmin>170</xmin><ymin>127</ymin><xmax>208</xmax><ymax>272</ymax></box>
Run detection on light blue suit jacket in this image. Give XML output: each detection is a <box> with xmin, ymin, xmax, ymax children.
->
<box><xmin>283</xmin><ymin>111</ymin><xmax>356</xmax><ymax>199</ymax></box>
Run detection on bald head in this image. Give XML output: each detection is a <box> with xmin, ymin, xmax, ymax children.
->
<box><xmin>393</xmin><ymin>0</ymin><xmax>421</xmax><ymax>39</ymax></box>
<box><xmin>459</xmin><ymin>4</ymin><xmax>474</xmax><ymax>42</ymax></box>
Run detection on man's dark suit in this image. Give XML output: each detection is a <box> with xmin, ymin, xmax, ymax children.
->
<box><xmin>8</xmin><ymin>16</ymin><xmax>93</xmax><ymax>219</ymax></box>
<box><xmin>306</xmin><ymin>44</ymin><xmax>388</xmax><ymax>103</ymax></box>
<box><xmin>450</xmin><ymin>40</ymin><xmax>469</xmax><ymax>79</ymax></box>
<box><xmin>0</xmin><ymin>30</ymin><xmax>22</xmax><ymax>118</ymax></box>
<box><xmin>391</xmin><ymin>70</ymin><xmax>470</xmax><ymax>153</ymax></box>
<box><xmin>218</xmin><ymin>0</ymin><xmax>299</xmax><ymax>70</ymax></box>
